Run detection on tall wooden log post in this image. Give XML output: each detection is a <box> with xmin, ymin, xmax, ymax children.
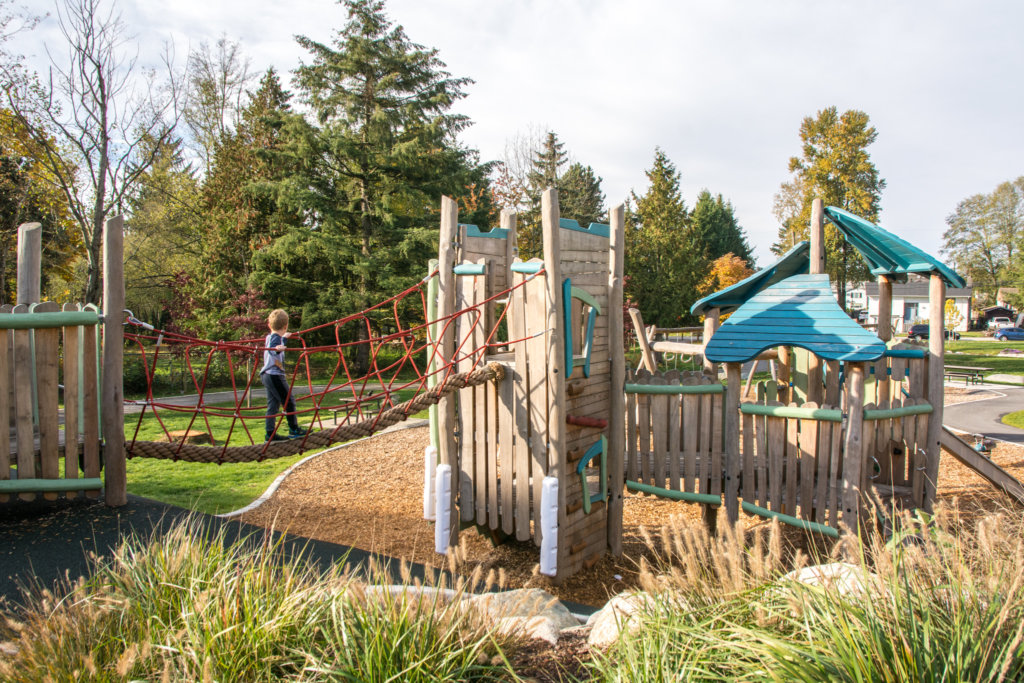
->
<box><xmin>924</xmin><ymin>274</ymin><xmax>946</xmax><ymax>511</ymax></box>
<box><xmin>841</xmin><ymin>362</ymin><xmax>866</xmax><ymax>529</ymax></box>
<box><xmin>102</xmin><ymin>216</ymin><xmax>127</xmax><ymax>506</ymax></box>
<box><xmin>16</xmin><ymin>223</ymin><xmax>41</xmax><ymax>305</ymax></box>
<box><xmin>607</xmin><ymin>204</ymin><xmax>626</xmax><ymax>554</ymax></box>
<box><xmin>876</xmin><ymin>274</ymin><xmax>893</xmax><ymax>405</ymax></box>
<box><xmin>702</xmin><ymin>308</ymin><xmax>719</xmax><ymax>376</ymax></box>
<box><xmin>437</xmin><ymin>196</ymin><xmax>460</xmax><ymax>548</ymax></box>
<box><xmin>540</xmin><ymin>189</ymin><xmax>569</xmax><ymax>580</ymax></box>
<box><xmin>806</xmin><ymin>199</ymin><xmax>825</xmax><ymax>404</ymax></box>
<box><xmin>724</xmin><ymin>362</ymin><xmax>741</xmax><ymax>523</ymax></box>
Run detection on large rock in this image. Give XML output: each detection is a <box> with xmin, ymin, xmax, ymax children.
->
<box><xmin>586</xmin><ymin>591</ymin><xmax>656</xmax><ymax>650</ymax></box>
<box><xmin>468</xmin><ymin>588</ymin><xmax>578</xmax><ymax>645</ymax></box>
<box><xmin>782</xmin><ymin>562</ymin><xmax>876</xmax><ymax>596</ymax></box>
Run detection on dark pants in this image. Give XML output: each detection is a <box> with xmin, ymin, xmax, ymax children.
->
<box><xmin>262</xmin><ymin>372</ymin><xmax>299</xmax><ymax>435</ymax></box>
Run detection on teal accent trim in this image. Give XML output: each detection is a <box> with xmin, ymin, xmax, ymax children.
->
<box><xmin>740</xmin><ymin>403</ymin><xmax>843</xmax><ymax>422</ymax></box>
<box><xmin>823</xmin><ymin>207</ymin><xmax>966</xmax><ymax>288</ymax></box>
<box><xmin>577</xmin><ymin>436</ymin><xmax>608</xmax><ymax>514</ymax></box>
<box><xmin>0</xmin><ymin>311</ymin><xmax>101</xmax><ymax>329</ymax></box>
<box><xmin>511</xmin><ymin>262</ymin><xmax>543</xmax><ymax>274</ymax></box>
<box><xmin>691</xmin><ymin>241</ymin><xmax>810</xmax><ymax>317</ymax></box>
<box><xmin>559</xmin><ymin>217</ymin><xmax>610</xmax><ymax>238</ymax></box>
<box><xmin>704</xmin><ymin>274</ymin><xmax>887</xmax><ymax>364</ymax></box>
<box><xmin>863</xmin><ymin>403</ymin><xmax>933</xmax><ymax>421</ymax></box>
<box><xmin>0</xmin><ymin>478</ymin><xmax>103</xmax><ymax>494</ymax></box>
<box><xmin>563</xmin><ymin>278</ymin><xmax>601</xmax><ymax>379</ymax></box>
<box><xmin>453</xmin><ymin>263</ymin><xmax>486</xmax><ymax>276</ymax></box>
<box><xmin>625</xmin><ymin>383</ymin><xmax>724</xmax><ymax>395</ymax></box>
<box><xmin>461</xmin><ymin>223</ymin><xmax>509</xmax><ymax>240</ymax></box>
<box><xmin>626</xmin><ymin>480</ymin><xmax>722</xmax><ymax>506</ymax></box>
<box><xmin>883</xmin><ymin>349</ymin><xmax>926</xmax><ymax>359</ymax></box>
<box><xmin>740</xmin><ymin>501</ymin><xmax>840</xmax><ymax>538</ymax></box>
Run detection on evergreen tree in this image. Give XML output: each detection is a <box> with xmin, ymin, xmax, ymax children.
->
<box><xmin>196</xmin><ymin>68</ymin><xmax>297</xmax><ymax>337</ymax></box>
<box><xmin>559</xmin><ymin>162</ymin><xmax>606</xmax><ymax>226</ymax></box>
<box><xmin>519</xmin><ymin>130</ymin><xmax>569</xmax><ymax>258</ymax></box>
<box><xmin>253</xmin><ymin>0</ymin><xmax>488</xmax><ymax>363</ymax></box>
<box><xmin>772</xmin><ymin>106</ymin><xmax>885</xmax><ymax>307</ymax></box>
<box><xmin>625</xmin><ymin>148</ymin><xmax>701</xmax><ymax>326</ymax></box>
<box><xmin>689</xmin><ymin>190</ymin><xmax>753</xmax><ymax>265</ymax></box>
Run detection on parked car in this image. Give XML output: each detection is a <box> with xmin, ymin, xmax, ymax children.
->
<box><xmin>988</xmin><ymin>316</ymin><xmax>1014</xmax><ymax>330</ymax></box>
<box><xmin>995</xmin><ymin>327</ymin><xmax>1024</xmax><ymax>341</ymax></box>
<box><xmin>907</xmin><ymin>324</ymin><xmax>960</xmax><ymax>341</ymax></box>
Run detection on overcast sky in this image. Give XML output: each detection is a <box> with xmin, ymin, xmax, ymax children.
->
<box><xmin>14</xmin><ymin>0</ymin><xmax>1024</xmax><ymax>266</ymax></box>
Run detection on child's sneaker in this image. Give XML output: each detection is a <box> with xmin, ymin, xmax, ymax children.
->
<box><xmin>266</xmin><ymin>431</ymin><xmax>289</xmax><ymax>442</ymax></box>
<box><xmin>288</xmin><ymin>427</ymin><xmax>307</xmax><ymax>439</ymax></box>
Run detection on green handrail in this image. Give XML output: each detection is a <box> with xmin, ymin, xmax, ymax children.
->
<box><xmin>625</xmin><ymin>383</ymin><xmax>724</xmax><ymax>395</ymax></box>
<box><xmin>863</xmin><ymin>403</ymin><xmax>933</xmax><ymax>421</ymax></box>
<box><xmin>626</xmin><ymin>480</ymin><xmax>722</xmax><ymax>506</ymax></box>
<box><xmin>739</xmin><ymin>403</ymin><xmax>843</xmax><ymax>422</ymax></box>
<box><xmin>0</xmin><ymin>311</ymin><xmax>101</xmax><ymax>329</ymax></box>
<box><xmin>577</xmin><ymin>436</ymin><xmax>608</xmax><ymax>514</ymax></box>
<box><xmin>0</xmin><ymin>478</ymin><xmax>103</xmax><ymax>494</ymax></box>
<box><xmin>740</xmin><ymin>501</ymin><xmax>840</xmax><ymax>538</ymax></box>
<box><xmin>453</xmin><ymin>263</ymin><xmax>486</xmax><ymax>276</ymax></box>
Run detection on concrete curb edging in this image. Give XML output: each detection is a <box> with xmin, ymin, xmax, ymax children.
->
<box><xmin>217</xmin><ymin>419</ymin><xmax>430</xmax><ymax>519</ymax></box>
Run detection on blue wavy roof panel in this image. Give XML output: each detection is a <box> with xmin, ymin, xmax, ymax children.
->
<box><xmin>690</xmin><ymin>241</ymin><xmax>810</xmax><ymax>317</ymax></box>
<box><xmin>704</xmin><ymin>273</ymin><xmax>887</xmax><ymax>364</ymax></box>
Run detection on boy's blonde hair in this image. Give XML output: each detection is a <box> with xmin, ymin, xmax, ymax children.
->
<box><xmin>268</xmin><ymin>309</ymin><xmax>289</xmax><ymax>332</ymax></box>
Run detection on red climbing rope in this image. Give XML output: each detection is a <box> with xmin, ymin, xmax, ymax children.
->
<box><xmin>123</xmin><ymin>269</ymin><xmax>543</xmax><ymax>463</ymax></box>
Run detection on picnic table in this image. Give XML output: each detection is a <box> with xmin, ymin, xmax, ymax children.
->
<box><xmin>944</xmin><ymin>364</ymin><xmax>992</xmax><ymax>385</ymax></box>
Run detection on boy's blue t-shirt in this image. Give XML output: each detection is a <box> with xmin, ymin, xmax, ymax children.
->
<box><xmin>261</xmin><ymin>332</ymin><xmax>286</xmax><ymax>376</ymax></box>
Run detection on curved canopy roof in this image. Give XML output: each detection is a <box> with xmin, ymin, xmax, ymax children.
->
<box><xmin>824</xmin><ymin>207</ymin><xmax>966</xmax><ymax>288</ymax></box>
<box><xmin>690</xmin><ymin>241</ymin><xmax>810</xmax><ymax>317</ymax></box>
<box><xmin>704</xmin><ymin>273</ymin><xmax>887</xmax><ymax>364</ymax></box>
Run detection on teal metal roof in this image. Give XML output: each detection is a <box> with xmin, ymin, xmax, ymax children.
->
<box><xmin>823</xmin><ymin>207</ymin><xmax>966</xmax><ymax>288</ymax></box>
<box><xmin>704</xmin><ymin>273</ymin><xmax>887</xmax><ymax>364</ymax></box>
<box><xmin>690</xmin><ymin>241</ymin><xmax>809</xmax><ymax>317</ymax></box>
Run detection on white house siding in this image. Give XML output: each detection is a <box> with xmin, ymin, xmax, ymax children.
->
<box><xmin>862</xmin><ymin>281</ymin><xmax>972</xmax><ymax>333</ymax></box>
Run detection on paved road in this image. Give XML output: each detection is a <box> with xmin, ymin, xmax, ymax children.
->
<box><xmin>945</xmin><ymin>385</ymin><xmax>1024</xmax><ymax>445</ymax></box>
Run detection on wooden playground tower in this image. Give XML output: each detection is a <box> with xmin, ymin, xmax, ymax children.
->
<box><xmin>429</xmin><ymin>192</ymin><xmax>995</xmax><ymax>581</ymax></box>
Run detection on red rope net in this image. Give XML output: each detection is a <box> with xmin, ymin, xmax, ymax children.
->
<box><xmin>123</xmin><ymin>270</ymin><xmax>538</xmax><ymax>463</ymax></box>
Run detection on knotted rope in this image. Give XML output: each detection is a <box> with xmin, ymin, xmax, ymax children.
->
<box><xmin>125</xmin><ymin>362</ymin><xmax>505</xmax><ymax>463</ymax></box>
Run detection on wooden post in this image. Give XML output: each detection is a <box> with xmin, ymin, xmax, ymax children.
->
<box><xmin>806</xmin><ymin>200</ymin><xmax>825</xmax><ymax>403</ymax></box>
<box><xmin>702</xmin><ymin>307</ymin><xmax>719</xmax><ymax>376</ymax></box>
<box><xmin>437</xmin><ymin>196</ymin><xmax>460</xmax><ymax>548</ymax></box>
<box><xmin>924</xmin><ymin>273</ymin><xmax>946</xmax><ymax>511</ymax></box>
<box><xmin>840</xmin><ymin>362</ymin><xmax>866</xmax><ymax>529</ymax></box>
<box><xmin>777</xmin><ymin>346</ymin><xmax>792</xmax><ymax>403</ymax></box>
<box><xmin>540</xmin><ymin>188</ymin><xmax>568</xmax><ymax>579</ymax></box>
<box><xmin>724</xmin><ymin>362</ymin><xmax>741</xmax><ymax>523</ymax></box>
<box><xmin>877</xmin><ymin>276</ymin><xmax>893</xmax><ymax>342</ymax></box>
<box><xmin>607</xmin><ymin>204</ymin><xmax>626</xmax><ymax>555</ymax></box>
<box><xmin>502</xmin><ymin>209</ymin><xmax>518</xmax><ymax>286</ymax></box>
<box><xmin>102</xmin><ymin>216</ymin><xmax>126</xmax><ymax>506</ymax></box>
<box><xmin>16</xmin><ymin>223</ymin><xmax>41</xmax><ymax>305</ymax></box>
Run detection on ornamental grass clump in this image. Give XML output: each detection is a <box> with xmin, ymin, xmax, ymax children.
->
<box><xmin>0</xmin><ymin>516</ymin><xmax>517</xmax><ymax>682</ymax></box>
<box><xmin>588</xmin><ymin>504</ymin><xmax>1024</xmax><ymax>682</ymax></box>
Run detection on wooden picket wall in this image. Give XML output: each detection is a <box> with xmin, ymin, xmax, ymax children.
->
<box><xmin>1</xmin><ymin>303</ymin><xmax>103</xmax><ymax>502</ymax></box>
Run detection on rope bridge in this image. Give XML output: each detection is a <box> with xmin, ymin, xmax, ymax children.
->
<box><xmin>123</xmin><ymin>270</ymin><xmax>532</xmax><ymax>464</ymax></box>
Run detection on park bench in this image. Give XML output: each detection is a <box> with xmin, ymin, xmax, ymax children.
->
<box><xmin>944</xmin><ymin>364</ymin><xmax>992</xmax><ymax>385</ymax></box>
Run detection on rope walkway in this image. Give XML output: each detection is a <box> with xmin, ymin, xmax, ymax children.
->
<box><xmin>126</xmin><ymin>363</ymin><xmax>505</xmax><ymax>463</ymax></box>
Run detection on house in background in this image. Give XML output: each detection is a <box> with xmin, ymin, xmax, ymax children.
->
<box><xmin>855</xmin><ymin>279</ymin><xmax>973</xmax><ymax>333</ymax></box>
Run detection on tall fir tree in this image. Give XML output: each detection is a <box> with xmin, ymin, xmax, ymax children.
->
<box><xmin>772</xmin><ymin>106</ymin><xmax>885</xmax><ymax>307</ymax></box>
<box><xmin>559</xmin><ymin>162</ymin><xmax>606</xmax><ymax>226</ymax></box>
<box><xmin>689</xmin><ymin>190</ymin><xmax>753</xmax><ymax>265</ymax></box>
<box><xmin>196</xmin><ymin>68</ymin><xmax>297</xmax><ymax>337</ymax></box>
<box><xmin>519</xmin><ymin>130</ymin><xmax>568</xmax><ymax>258</ymax></box>
<box><xmin>625</xmin><ymin>148</ymin><xmax>702</xmax><ymax>326</ymax></box>
<box><xmin>253</xmin><ymin>0</ymin><xmax>489</xmax><ymax>365</ymax></box>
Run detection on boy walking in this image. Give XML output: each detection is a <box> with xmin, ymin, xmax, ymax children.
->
<box><xmin>261</xmin><ymin>309</ymin><xmax>304</xmax><ymax>441</ymax></box>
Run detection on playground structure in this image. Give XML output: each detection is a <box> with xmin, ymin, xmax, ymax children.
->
<box><xmin>6</xmin><ymin>188</ymin><xmax>1024</xmax><ymax>583</ymax></box>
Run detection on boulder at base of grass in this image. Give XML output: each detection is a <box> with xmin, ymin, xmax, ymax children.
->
<box><xmin>586</xmin><ymin>591</ymin><xmax>656</xmax><ymax>650</ymax></box>
<box><xmin>782</xmin><ymin>562</ymin><xmax>876</xmax><ymax>596</ymax></box>
<box><xmin>467</xmin><ymin>588</ymin><xmax>578</xmax><ymax>645</ymax></box>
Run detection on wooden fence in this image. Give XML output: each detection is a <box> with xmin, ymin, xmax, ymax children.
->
<box><xmin>1</xmin><ymin>303</ymin><xmax>104</xmax><ymax>501</ymax></box>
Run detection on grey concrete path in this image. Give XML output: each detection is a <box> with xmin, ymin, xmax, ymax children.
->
<box><xmin>944</xmin><ymin>384</ymin><xmax>1024</xmax><ymax>444</ymax></box>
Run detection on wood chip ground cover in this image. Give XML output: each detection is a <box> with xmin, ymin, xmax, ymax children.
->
<box><xmin>239</xmin><ymin>387</ymin><xmax>1023</xmax><ymax>607</ymax></box>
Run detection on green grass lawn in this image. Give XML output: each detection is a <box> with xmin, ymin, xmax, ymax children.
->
<box><xmin>1003</xmin><ymin>410</ymin><xmax>1024</xmax><ymax>430</ymax></box>
<box><xmin>945</xmin><ymin>338</ymin><xmax>1024</xmax><ymax>378</ymax></box>
<box><xmin>125</xmin><ymin>388</ymin><xmax>427</xmax><ymax>514</ymax></box>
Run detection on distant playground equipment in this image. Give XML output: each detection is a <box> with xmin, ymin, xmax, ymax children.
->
<box><xmin>6</xmin><ymin>187</ymin><xmax>1024</xmax><ymax>582</ymax></box>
